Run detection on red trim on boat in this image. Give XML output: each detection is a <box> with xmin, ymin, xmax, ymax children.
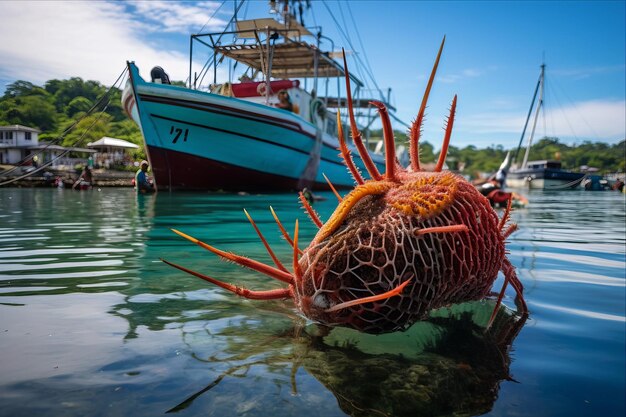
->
<box><xmin>147</xmin><ymin>146</ymin><xmax>334</xmax><ymax>191</ymax></box>
<box><xmin>230</xmin><ymin>79</ymin><xmax>300</xmax><ymax>98</ymax></box>
<box><xmin>123</xmin><ymin>95</ymin><xmax>135</xmax><ymax>118</ymax></box>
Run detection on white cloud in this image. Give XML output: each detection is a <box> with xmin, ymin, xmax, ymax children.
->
<box><xmin>0</xmin><ymin>1</ymin><xmax>228</xmax><ymax>88</ymax></box>
<box><xmin>438</xmin><ymin>68</ymin><xmax>484</xmax><ymax>84</ymax></box>
<box><xmin>548</xmin><ymin>99</ymin><xmax>626</xmax><ymax>140</ymax></box>
<box><xmin>552</xmin><ymin>65</ymin><xmax>626</xmax><ymax>81</ymax></box>
<box><xmin>130</xmin><ymin>1</ymin><xmax>228</xmax><ymax>33</ymax></box>
<box><xmin>460</xmin><ymin>99</ymin><xmax>626</xmax><ymax>141</ymax></box>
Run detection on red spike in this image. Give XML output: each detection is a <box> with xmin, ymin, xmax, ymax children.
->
<box><xmin>323</xmin><ymin>173</ymin><xmax>343</xmax><ymax>202</ymax></box>
<box><xmin>508</xmin><ymin>272</ymin><xmax>528</xmax><ymax>314</ymax></box>
<box><xmin>270</xmin><ymin>206</ymin><xmax>293</xmax><ymax>246</ymax></box>
<box><xmin>370</xmin><ymin>101</ymin><xmax>397</xmax><ymax>181</ymax></box>
<box><xmin>299</xmin><ymin>192</ymin><xmax>323</xmax><ymax>228</ymax></box>
<box><xmin>162</xmin><ymin>259</ymin><xmax>292</xmax><ymax>300</ymax></box>
<box><xmin>487</xmin><ymin>258</ymin><xmax>527</xmax><ymax>329</ymax></box>
<box><xmin>409</xmin><ymin>116</ymin><xmax>424</xmax><ymax>172</ymax></box>
<box><xmin>171</xmin><ymin>229</ymin><xmax>294</xmax><ymax>285</ymax></box>
<box><xmin>503</xmin><ymin>223</ymin><xmax>518</xmax><ymax>240</ymax></box>
<box><xmin>269</xmin><ymin>206</ymin><xmax>303</xmax><ymax>255</ymax></box>
<box><xmin>325</xmin><ymin>278</ymin><xmax>412</xmax><ymax>313</ymax></box>
<box><xmin>411</xmin><ymin>36</ymin><xmax>445</xmax><ymax>171</ymax></box>
<box><xmin>342</xmin><ymin>49</ymin><xmax>382</xmax><ymax>181</ymax></box>
<box><xmin>414</xmin><ymin>224</ymin><xmax>468</xmax><ymax>236</ymax></box>
<box><xmin>336</xmin><ymin>110</ymin><xmax>364</xmax><ymax>184</ymax></box>
<box><xmin>499</xmin><ymin>195</ymin><xmax>514</xmax><ymax>231</ymax></box>
<box><xmin>243</xmin><ymin>209</ymin><xmax>288</xmax><ymax>273</ymax></box>
<box><xmin>293</xmin><ymin>220</ymin><xmax>302</xmax><ymax>279</ymax></box>
<box><xmin>510</xmin><ymin>276</ymin><xmax>528</xmax><ymax>315</ymax></box>
<box><xmin>487</xmin><ymin>275</ymin><xmax>509</xmax><ymax>329</ymax></box>
<box><xmin>435</xmin><ymin>95</ymin><xmax>457</xmax><ymax>172</ymax></box>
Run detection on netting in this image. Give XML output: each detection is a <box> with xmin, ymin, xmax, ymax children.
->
<box><xmin>297</xmin><ymin>173</ymin><xmax>505</xmax><ymax>333</ymax></box>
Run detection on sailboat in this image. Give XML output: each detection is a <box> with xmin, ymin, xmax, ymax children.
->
<box><xmin>121</xmin><ymin>1</ymin><xmax>390</xmax><ymax>192</ymax></box>
<box><xmin>505</xmin><ymin>64</ymin><xmax>585</xmax><ymax>190</ymax></box>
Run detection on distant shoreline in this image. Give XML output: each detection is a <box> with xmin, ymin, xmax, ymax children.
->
<box><xmin>0</xmin><ymin>166</ymin><xmax>134</xmax><ymax>188</ymax></box>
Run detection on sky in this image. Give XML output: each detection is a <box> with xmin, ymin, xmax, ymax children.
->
<box><xmin>0</xmin><ymin>0</ymin><xmax>624</xmax><ymax>150</ymax></box>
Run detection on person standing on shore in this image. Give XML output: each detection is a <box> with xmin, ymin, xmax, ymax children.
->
<box><xmin>135</xmin><ymin>160</ymin><xmax>154</xmax><ymax>193</ymax></box>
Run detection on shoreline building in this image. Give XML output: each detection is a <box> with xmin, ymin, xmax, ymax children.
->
<box><xmin>0</xmin><ymin>125</ymin><xmax>41</xmax><ymax>165</ymax></box>
<box><xmin>0</xmin><ymin>124</ymin><xmax>95</xmax><ymax>169</ymax></box>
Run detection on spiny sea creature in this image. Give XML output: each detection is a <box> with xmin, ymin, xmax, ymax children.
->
<box><xmin>163</xmin><ymin>38</ymin><xmax>528</xmax><ymax>334</ymax></box>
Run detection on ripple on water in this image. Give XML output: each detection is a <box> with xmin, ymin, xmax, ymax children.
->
<box><xmin>0</xmin><ymin>187</ymin><xmax>624</xmax><ymax>417</ymax></box>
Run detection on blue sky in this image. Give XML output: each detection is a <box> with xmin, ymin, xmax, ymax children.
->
<box><xmin>0</xmin><ymin>1</ymin><xmax>624</xmax><ymax>150</ymax></box>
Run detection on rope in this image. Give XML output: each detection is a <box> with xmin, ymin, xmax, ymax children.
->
<box><xmin>322</xmin><ymin>0</ymin><xmax>386</xmax><ymax>102</ymax></box>
<box><xmin>193</xmin><ymin>0</ymin><xmax>246</xmax><ymax>89</ymax></box>
<box><xmin>196</xmin><ymin>0</ymin><xmax>227</xmax><ymax>34</ymax></box>
<box><xmin>184</xmin><ymin>0</ymin><xmax>227</xmax><ymax>87</ymax></box>
<box><xmin>0</xmin><ymin>67</ymin><xmax>128</xmax><ymax>178</ymax></box>
<box><xmin>0</xmin><ymin>99</ymin><xmax>114</xmax><ymax>186</ymax></box>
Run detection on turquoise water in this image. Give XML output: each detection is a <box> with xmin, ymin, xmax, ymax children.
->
<box><xmin>0</xmin><ymin>187</ymin><xmax>624</xmax><ymax>417</ymax></box>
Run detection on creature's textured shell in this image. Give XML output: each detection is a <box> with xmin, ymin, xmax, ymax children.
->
<box><xmin>296</xmin><ymin>173</ymin><xmax>504</xmax><ymax>333</ymax></box>
<box><xmin>164</xmin><ymin>39</ymin><xmax>526</xmax><ymax>336</ymax></box>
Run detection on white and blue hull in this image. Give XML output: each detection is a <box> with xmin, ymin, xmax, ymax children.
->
<box><xmin>123</xmin><ymin>62</ymin><xmax>383</xmax><ymax>191</ymax></box>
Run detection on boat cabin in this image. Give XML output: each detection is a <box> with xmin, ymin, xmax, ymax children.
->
<box><xmin>525</xmin><ymin>160</ymin><xmax>563</xmax><ymax>170</ymax></box>
<box><xmin>185</xmin><ymin>14</ymin><xmax>392</xmax><ymax>145</ymax></box>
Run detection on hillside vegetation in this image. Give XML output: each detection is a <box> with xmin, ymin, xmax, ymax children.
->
<box><xmin>1</xmin><ymin>77</ymin><xmax>623</xmax><ymax>175</ymax></box>
<box><xmin>369</xmin><ymin>131</ymin><xmax>624</xmax><ymax>175</ymax></box>
<box><xmin>0</xmin><ymin>77</ymin><xmax>145</xmax><ymax>160</ymax></box>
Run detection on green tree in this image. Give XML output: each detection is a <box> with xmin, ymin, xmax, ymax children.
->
<box><xmin>0</xmin><ymin>77</ymin><xmax>142</xmax><ymax>154</ymax></box>
<box><xmin>3</xmin><ymin>80</ymin><xmax>49</xmax><ymax>98</ymax></box>
<box><xmin>0</xmin><ymin>95</ymin><xmax>57</xmax><ymax>131</ymax></box>
<box><xmin>65</xmin><ymin>96</ymin><xmax>94</xmax><ymax>117</ymax></box>
<box><xmin>108</xmin><ymin>119</ymin><xmax>142</xmax><ymax>144</ymax></box>
<box><xmin>61</xmin><ymin>113</ymin><xmax>112</xmax><ymax>147</ymax></box>
<box><xmin>419</xmin><ymin>141</ymin><xmax>436</xmax><ymax>163</ymax></box>
<box><xmin>51</xmin><ymin>77</ymin><xmax>105</xmax><ymax>113</ymax></box>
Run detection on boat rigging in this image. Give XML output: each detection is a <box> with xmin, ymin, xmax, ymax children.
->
<box><xmin>506</xmin><ymin>63</ymin><xmax>585</xmax><ymax>189</ymax></box>
<box><xmin>122</xmin><ymin>0</ymin><xmax>396</xmax><ymax>191</ymax></box>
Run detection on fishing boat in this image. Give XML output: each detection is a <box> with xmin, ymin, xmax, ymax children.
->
<box><xmin>506</xmin><ymin>64</ymin><xmax>585</xmax><ymax>190</ymax></box>
<box><xmin>506</xmin><ymin>159</ymin><xmax>585</xmax><ymax>190</ymax></box>
<box><xmin>122</xmin><ymin>1</ymin><xmax>390</xmax><ymax>191</ymax></box>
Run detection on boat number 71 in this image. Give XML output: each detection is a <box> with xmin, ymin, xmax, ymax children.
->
<box><xmin>170</xmin><ymin>126</ymin><xmax>189</xmax><ymax>143</ymax></box>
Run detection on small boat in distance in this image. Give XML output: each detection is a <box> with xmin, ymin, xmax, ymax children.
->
<box><xmin>506</xmin><ymin>159</ymin><xmax>585</xmax><ymax>189</ymax></box>
<box><xmin>122</xmin><ymin>1</ymin><xmax>389</xmax><ymax>192</ymax></box>
<box><xmin>506</xmin><ymin>64</ymin><xmax>585</xmax><ymax>190</ymax></box>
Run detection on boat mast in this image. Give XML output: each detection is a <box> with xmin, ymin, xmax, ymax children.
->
<box><xmin>513</xmin><ymin>66</ymin><xmax>541</xmax><ymax>165</ymax></box>
<box><xmin>521</xmin><ymin>63</ymin><xmax>545</xmax><ymax>169</ymax></box>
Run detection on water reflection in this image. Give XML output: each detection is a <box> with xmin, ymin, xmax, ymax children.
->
<box><xmin>1</xmin><ymin>188</ymin><xmax>623</xmax><ymax>417</ymax></box>
<box><xmin>167</xmin><ymin>302</ymin><xmax>526</xmax><ymax>417</ymax></box>
<box><xmin>0</xmin><ymin>189</ymin><xmax>152</xmax><ymax>298</ymax></box>
<box><xmin>1</xmin><ymin>189</ymin><xmax>529</xmax><ymax>416</ymax></box>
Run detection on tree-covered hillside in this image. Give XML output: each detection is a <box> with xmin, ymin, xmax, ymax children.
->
<box><xmin>370</xmin><ymin>130</ymin><xmax>625</xmax><ymax>176</ymax></box>
<box><xmin>0</xmin><ymin>77</ymin><xmax>145</xmax><ymax>159</ymax></box>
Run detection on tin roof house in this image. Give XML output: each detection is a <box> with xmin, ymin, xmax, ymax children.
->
<box><xmin>0</xmin><ymin>125</ymin><xmax>41</xmax><ymax>165</ymax></box>
<box><xmin>87</xmin><ymin>136</ymin><xmax>139</xmax><ymax>168</ymax></box>
<box><xmin>0</xmin><ymin>124</ymin><xmax>94</xmax><ymax>168</ymax></box>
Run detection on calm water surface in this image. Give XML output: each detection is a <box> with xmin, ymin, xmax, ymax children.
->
<box><xmin>0</xmin><ymin>187</ymin><xmax>624</xmax><ymax>417</ymax></box>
